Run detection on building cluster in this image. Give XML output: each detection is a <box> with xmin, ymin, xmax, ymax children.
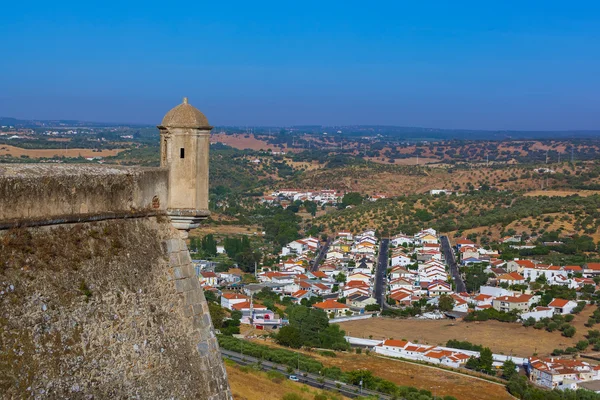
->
<box><xmin>262</xmin><ymin>188</ymin><xmax>344</xmax><ymax>206</ymax></box>
<box><xmin>373</xmin><ymin>339</ymin><xmax>525</xmax><ymax>369</ymax></box>
<box><xmin>386</xmin><ymin>229</ymin><xmax>457</xmax><ymax>308</ymax></box>
<box><xmin>259</xmin><ymin>230</ymin><xmax>381</xmax><ymax>317</ymax></box>
<box><xmin>261</xmin><ymin>188</ymin><xmax>386</xmax><ymax>207</ymax></box>
<box><xmin>369</xmin><ymin>338</ymin><xmax>600</xmax><ymax>392</ymax></box>
<box><xmin>529</xmin><ymin>357</ymin><xmax>600</xmax><ymax>392</ymax></box>
<box><xmin>439</xmin><ymin>236</ymin><xmax>600</xmax><ymax>323</ymax></box>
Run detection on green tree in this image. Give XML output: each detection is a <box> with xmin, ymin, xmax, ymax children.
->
<box><xmin>208</xmin><ymin>303</ymin><xmax>225</xmax><ymax>329</ymax></box>
<box><xmin>501</xmin><ymin>359</ymin><xmax>518</xmax><ymax>380</ymax></box>
<box><xmin>438</xmin><ymin>294</ymin><xmax>455</xmax><ymax>312</ymax></box>
<box><xmin>201</xmin><ymin>234</ymin><xmax>218</xmax><ymax>256</ymax></box>
<box><xmin>342</xmin><ymin>192</ymin><xmax>363</xmax><ymax>207</ymax></box>
<box><xmin>479</xmin><ymin>347</ymin><xmax>493</xmax><ymax>373</ymax></box>
<box><xmin>275</xmin><ymin>325</ymin><xmax>303</xmax><ymax>348</ymax></box>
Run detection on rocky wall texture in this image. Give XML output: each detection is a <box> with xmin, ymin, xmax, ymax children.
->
<box><xmin>0</xmin><ymin>217</ymin><xmax>231</xmax><ymax>399</ymax></box>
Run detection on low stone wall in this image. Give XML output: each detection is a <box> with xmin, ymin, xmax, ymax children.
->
<box><xmin>0</xmin><ymin>218</ymin><xmax>231</xmax><ymax>398</ymax></box>
<box><xmin>0</xmin><ymin>164</ymin><xmax>168</xmax><ymax>226</ymax></box>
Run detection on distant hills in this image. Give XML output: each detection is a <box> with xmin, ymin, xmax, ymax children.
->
<box><xmin>2</xmin><ymin>116</ymin><xmax>599</xmax><ymax>140</ymax></box>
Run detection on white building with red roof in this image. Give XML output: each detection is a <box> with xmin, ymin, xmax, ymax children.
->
<box><xmin>312</xmin><ymin>299</ymin><xmax>351</xmax><ymax>317</ymax></box>
<box><xmin>221</xmin><ymin>292</ymin><xmax>249</xmax><ymax>310</ymax></box>
<box><xmin>529</xmin><ymin>357</ymin><xmax>600</xmax><ymax>390</ymax></box>
<box><xmin>548</xmin><ymin>298</ymin><xmax>578</xmax><ymax>315</ymax></box>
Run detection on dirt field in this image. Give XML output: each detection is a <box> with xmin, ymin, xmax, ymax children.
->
<box><xmin>226</xmin><ymin>361</ymin><xmax>349</xmax><ymax>400</ymax></box>
<box><xmin>524</xmin><ymin>190</ymin><xmax>600</xmax><ymax>197</ymax></box>
<box><xmin>212</xmin><ymin>133</ymin><xmax>288</xmax><ymax>152</ymax></box>
<box><xmin>246</xmin><ymin>339</ymin><xmax>512</xmax><ymax>400</ymax></box>
<box><xmin>0</xmin><ymin>144</ymin><xmax>123</xmax><ymax>158</ymax></box>
<box><xmin>339</xmin><ymin>306</ymin><xmax>595</xmax><ymax>358</ymax></box>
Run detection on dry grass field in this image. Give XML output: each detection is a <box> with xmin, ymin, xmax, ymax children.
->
<box><xmin>524</xmin><ymin>190</ymin><xmax>600</xmax><ymax>197</ymax></box>
<box><xmin>0</xmin><ymin>144</ymin><xmax>123</xmax><ymax>158</ymax></box>
<box><xmin>339</xmin><ymin>306</ymin><xmax>596</xmax><ymax>358</ymax></box>
<box><xmin>246</xmin><ymin>339</ymin><xmax>512</xmax><ymax>400</ymax></box>
<box><xmin>226</xmin><ymin>361</ymin><xmax>348</xmax><ymax>400</ymax></box>
<box><xmin>312</xmin><ymin>352</ymin><xmax>512</xmax><ymax>400</ymax></box>
<box><xmin>212</xmin><ymin>133</ymin><xmax>289</xmax><ymax>152</ymax></box>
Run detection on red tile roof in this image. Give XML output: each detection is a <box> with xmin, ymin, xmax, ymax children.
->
<box><xmin>313</xmin><ymin>299</ymin><xmax>349</xmax><ymax>310</ymax></box>
<box><xmin>515</xmin><ymin>260</ymin><xmax>535</xmax><ymax>268</ymax></box>
<box><xmin>381</xmin><ymin>339</ymin><xmax>408</xmax><ymax>348</ymax></box>
<box><xmin>586</xmin><ymin>263</ymin><xmax>600</xmax><ymax>271</ymax></box>
<box><xmin>222</xmin><ymin>293</ymin><xmax>248</xmax><ymax>300</ymax></box>
<box><xmin>548</xmin><ymin>298</ymin><xmax>571</xmax><ymax>308</ymax></box>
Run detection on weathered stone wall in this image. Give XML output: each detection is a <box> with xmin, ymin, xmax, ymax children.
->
<box><xmin>0</xmin><ymin>165</ymin><xmax>168</xmax><ymax>225</ymax></box>
<box><xmin>0</xmin><ymin>218</ymin><xmax>232</xmax><ymax>399</ymax></box>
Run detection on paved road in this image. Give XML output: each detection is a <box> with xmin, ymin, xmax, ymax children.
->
<box><xmin>440</xmin><ymin>236</ymin><xmax>467</xmax><ymax>293</ymax></box>
<box><xmin>374</xmin><ymin>239</ymin><xmax>390</xmax><ymax>306</ymax></box>
<box><xmin>222</xmin><ymin>349</ymin><xmax>391</xmax><ymax>399</ymax></box>
<box><xmin>310</xmin><ymin>237</ymin><xmax>331</xmax><ymax>272</ymax></box>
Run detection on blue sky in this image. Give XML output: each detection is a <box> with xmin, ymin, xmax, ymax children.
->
<box><xmin>1</xmin><ymin>1</ymin><xmax>599</xmax><ymax>130</ymax></box>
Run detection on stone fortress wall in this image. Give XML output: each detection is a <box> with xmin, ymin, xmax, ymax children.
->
<box><xmin>0</xmin><ymin>217</ymin><xmax>231</xmax><ymax>399</ymax></box>
<box><xmin>0</xmin><ymin>99</ymin><xmax>232</xmax><ymax>398</ymax></box>
<box><xmin>0</xmin><ymin>164</ymin><xmax>168</xmax><ymax>227</ymax></box>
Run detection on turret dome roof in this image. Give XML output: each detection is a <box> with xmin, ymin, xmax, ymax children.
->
<box><xmin>161</xmin><ymin>97</ymin><xmax>211</xmax><ymax>129</ymax></box>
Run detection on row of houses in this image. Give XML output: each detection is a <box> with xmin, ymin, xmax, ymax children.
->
<box><xmin>372</xmin><ymin>338</ymin><xmax>600</xmax><ymax>392</ymax></box>
<box><xmin>263</xmin><ymin>189</ymin><xmax>343</xmax><ymax>206</ymax></box>
<box><xmin>373</xmin><ymin>338</ymin><xmax>526</xmax><ymax>369</ymax></box>
<box><xmin>386</xmin><ymin>229</ymin><xmax>458</xmax><ymax>308</ymax></box>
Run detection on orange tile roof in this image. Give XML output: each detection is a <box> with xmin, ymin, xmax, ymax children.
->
<box><xmin>548</xmin><ymin>298</ymin><xmax>571</xmax><ymax>308</ymax></box>
<box><xmin>565</xmin><ymin>265</ymin><xmax>583</xmax><ymax>271</ymax></box>
<box><xmin>381</xmin><ymin>339</ymin><xmax>408</xmax><ymax>348</ymax></box>
<box><xmin>222</xmin><ymin>293</ymin><xmax>248</xmax><ymax>300</ymax></box>
<box><xmin>313</xmin><ymin>299</ymin><xmax>349</xmax><ymax>310</ymax></box>
<box><xmin>291</xmin><ymin>290</ymin><xmax>309</xmax><ymax>298</ymax></box>
<box><xmin>515</xmin><ymin>260</ymin><xmax>535</xmax><ymax>268</ymax></box>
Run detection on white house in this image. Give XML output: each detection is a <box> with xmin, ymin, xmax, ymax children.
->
<box><xmin>521</xmin><ymin>306</ymin><xmax>555</xmax><ymax>322</ymax></box>
<box><xmin>548</xmin><ymin>298</ymin><xmax>578</xmax><ymax>315</ymax></box>
<box><xmin>221</xmin><ymin>293</ymin><xmax>249</xmax><ymax>310</ymax></box>
<box><xmin>391</xmin><ymin>252</ymin><xmax>411</xmax><ymax>267</ymax></box>
<box><xmin>427</xmin><ymin>281</ymin><xmax>452</xmax><ymax>297</ymax></box>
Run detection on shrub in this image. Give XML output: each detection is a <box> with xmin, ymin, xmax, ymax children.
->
<box><xmin>563</xmin><ymin>326</ymin><xmax>577</xmax><ymax>338</ymax></box>
<box><xmin>546</xmin><ymin>322</ymin><xmax>559</xmax><ymax>332</ymax></box>
<box><xmin>576</xmin><ymin>340</ymin><xmax>589</xmax><ymax>351</ymax></box>
<box><xmin>564</xmin><ymin>314</ymin><xmax>575</xmax><ymax>323</ymax></box>
<box><xmin>564</xmin><ymin>347</ymin><xmax>578</xmax><ymax>354</ymax></box>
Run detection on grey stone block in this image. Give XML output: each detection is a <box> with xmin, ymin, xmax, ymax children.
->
<box><xmin>197</xmin><ymin>342</ymin><xmax>209</xmax><ymax>356</ymax></box>
<box><xmin>174</xmin><ymin>279</ymin><xmax>187</xmax><ymax>293</ymax></box>
<box><xmin>180</xmin><ymin>251</ymin><xmax>192</xmax><ymax>264</ymax></box>
<box><xmin>182</xmin><ymin>264</ymin><xmax>195</xmax><ymax>278</ymax></box>
<box><xmin>173</xmin><ymin>267</ymin><xmax>185</xmax><ymax>280</ymax></box>
<box><xmin>183</xmin><ymin>305</ymin><xmax>194</xmax><ymax>317</ymax></box>
<box><xmin>169</xmin><ymin>252</ymin><xmax>180</xmax><ymax>266</ymax></box>
<box><xmin>184</xmin><ymin>290</ymin><xmax>201</xmax><ymax>306</ymax></box>
<box><xmin>191</xmin><ymin>303</ymin><xmax>204</xmax><ymax>316</ymax></box>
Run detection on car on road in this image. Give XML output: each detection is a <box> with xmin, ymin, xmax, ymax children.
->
<box><xmin>289</xmin><ymin>375</ymin><xmax>300</xmax><ymax>382</ymax></box>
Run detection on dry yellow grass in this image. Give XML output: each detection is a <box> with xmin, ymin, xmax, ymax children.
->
<box><xmin>0</xmin><ymin>144</ymin><xmax>123</xmax><ymax>158</ymax></box>
<box><xmin>247</xmin><ymin>339</ymin><xmax>512</xmax><ymax>400</ymax></box>
<box><xmin>339</xmin><ymin>306</ymin><xmax>596</xmax><ymax>358</ymax></box>
<box><xmin>226</xmin><ymin>362</ymin><xmax>348</xmax><ymax>400</ymax></box>
<box><xmin>524</xmin><ymin>190</ymin><xmax>600</xmax><ymax>197</ymax></box>
<box><xmin>212</xmin><ymin>133</ymin><xmax>291</xmax><ymax>152</ymax></box>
